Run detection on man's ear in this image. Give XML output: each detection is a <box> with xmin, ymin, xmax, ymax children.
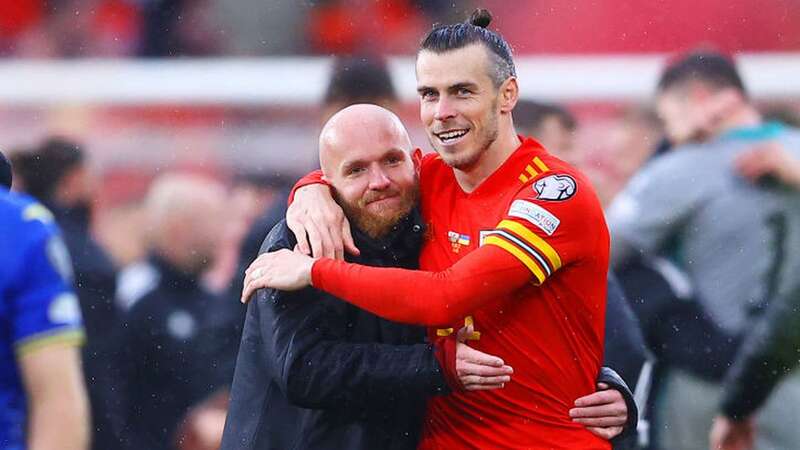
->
<box><xmin>412</xmin><ymin>148</ymin><xmax>423</xmax><ymax>175</ymax></box>
<box><xmin>499</xmin><ymin>77</ymin><xmax>519</xmax><ymax>114</ymax></box>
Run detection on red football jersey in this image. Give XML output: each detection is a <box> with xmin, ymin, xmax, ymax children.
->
<box><xmin>416</xmin><ymin>137</ymin><xmax>610</xmax><ymax>449</ymax></box>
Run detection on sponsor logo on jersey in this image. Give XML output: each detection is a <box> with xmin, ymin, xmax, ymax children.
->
<box><xmin>534</xmin><ymin>174</ymin><xmax>577</xmax><ymax>201</ymax></box>
<box><xmin>508</xmin><ymin>200</ymin><xmax>561</xmax><ymax>235</ymax></box>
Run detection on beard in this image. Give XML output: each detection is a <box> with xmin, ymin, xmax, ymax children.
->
<box><xmin>335</xmin><ymin>176</ymin><xmax>419</xmax><ymax>240</ymax></box>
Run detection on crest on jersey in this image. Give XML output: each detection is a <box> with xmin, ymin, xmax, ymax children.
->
<box><xmin>534</xmin><ymin>174</ymin><xmax>577</xmax><ymax>201</ymax></box>
<box><xmin>447</xmin><ymin>231</ymin><xmax>471</xmax><ymax>253</ymax></box>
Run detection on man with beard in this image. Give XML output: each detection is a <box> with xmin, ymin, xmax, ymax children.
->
<box><xmin>220</xmin><ymin>104</ymin><xmax>523</xmax><ymax>450</ymax></box>
<box><xmin>243</xmin><ymin>9</ymin><xmax>631</xmax><ymax>449</ymax></box>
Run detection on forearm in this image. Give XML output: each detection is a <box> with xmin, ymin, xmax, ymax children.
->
<box><xmin>311</xmin><ymin>245</ymin><xmax>530</xmax><ymax>326</ymax></box>
<box><xmin>28</xmin><ymin>396</ymin><xmax>90</xmax><ymax>450</ymax></box>
<box><xmin>721</xmin><ymin>285</ymin><xmax>800</xmax><ymax>418</ymax></box>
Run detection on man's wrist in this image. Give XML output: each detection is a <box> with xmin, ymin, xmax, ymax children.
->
<box><xmin>433</xmin><ymin>337</ymin><xmax>462</xmax><ymax>392</ymax></box>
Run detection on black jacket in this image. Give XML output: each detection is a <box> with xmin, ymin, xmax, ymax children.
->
<box><xmin>112</xmin><ymin>254</ymin><xmax>233</xmax><ymax>450</ymax></box>
<box><xmin>220</xmin><ymin>212</ymin><xmax>449</xmax><ymax>450</ymax></box>
<box><xmin>721</xmin><ymin>283</ymin><xmax>800</xmax><ymax>419</ymax></box>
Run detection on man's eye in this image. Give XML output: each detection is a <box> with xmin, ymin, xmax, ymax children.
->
<box><xmin>421</xmin><ymin>91</ymin><xmax>437</xmax><ymax>100</ymax></box>
<box><xmin>457</xmin><ymin>88</ymin><xmax>471</xmax><ymax>96</ymax></box>
<box><xmin>348</xmin><ymin>167</ymin><xmax>365</xmax><ymax>176</ymax></box>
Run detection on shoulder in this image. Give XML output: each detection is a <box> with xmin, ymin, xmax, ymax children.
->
<box><xmin>513</xmin><ymin>155</ymin><xmax>600</xmax><ymax>213</ymax></box>
<box><xmin>1</xmin><ymin>193</ymin><xmax>58</xmax><ymax>237</ymax></box>
<box><xmin>419</xmin><ymin>152</ymin><xmax>450</xmax><ymax>182</ymax></box>
<box><xmin>258</xmin><ymin>219</ymin><xmax>296</xmax><ymax>255</ymax></box>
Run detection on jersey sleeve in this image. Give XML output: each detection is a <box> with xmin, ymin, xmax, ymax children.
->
<box><xmin>9</xmin><ymin>210</ymin><xmax>84</xmax><ymax>356</ymax></box>
<box><xmin>483</xmin><ymin>171</ymin><xmax>604</xmax><ymax>285</ymax></box>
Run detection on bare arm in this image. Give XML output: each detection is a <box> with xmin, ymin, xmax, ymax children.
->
<box><xmin>19</xmin><ymin>343</ymin><xmax>91</xmax><ymax>450</ymax></box>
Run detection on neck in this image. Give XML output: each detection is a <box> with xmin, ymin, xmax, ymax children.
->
<box><xmin>454</xmin><ymin>123</ymin><xmax>522</xmax><ymax>193</ymax></box>
<box><xmin>713</xmin><ymin>104</ymin><xmax>762</xmax><ymax>137</ymax></box>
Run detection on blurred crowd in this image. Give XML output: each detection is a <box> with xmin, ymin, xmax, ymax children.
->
<box><xmin>0</xmin><ymin>0</ymin><xmax>464</xmax><ymax>58</ymax></box>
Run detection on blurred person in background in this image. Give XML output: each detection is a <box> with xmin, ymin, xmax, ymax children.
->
<box><xmin>515</xmin><ymin>100</ymin><xmax>653</xmax><ymax>449</ymax></box>
<box><xmin>607</xmin><ymin>50</ymin><xmax>800</xmax><ymax>450</ymax></box>
<box><xmin>513</xmin><ymin>100</ymin><xmax>578</xmax><ymax>163</ymax></box>
<box><xmin>111</xmin><ymin>174</ymin><xmax>235</xmax><ymax>450</ymax></box>
<box><xmin>10</xmin><ymin>137</ymin><xmax>119</xmax><ymax>450</ymax></box>
<box><xmin>709</xmin><ymin>145</ymin><xmax>800</xmax><ymax>450</ymax></box>
<box><xmin>1</xmin><ymin>151</ymin><xmax>90</xmax><ymax>450</ymax></box>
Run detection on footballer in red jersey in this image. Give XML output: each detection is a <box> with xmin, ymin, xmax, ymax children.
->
<box><xmin>241</xmin><ymin>9</ymin><xmax>615</xmax><ymax>449</ymax></box>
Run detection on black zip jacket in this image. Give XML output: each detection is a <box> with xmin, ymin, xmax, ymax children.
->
<box><xmin>220</xmin><ymin>212</ymin><xmax>450</xmax><ymax>450</ymax></box>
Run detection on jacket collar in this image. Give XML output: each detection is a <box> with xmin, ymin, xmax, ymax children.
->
<box><xmin>348</xmin><ymin>207</ymin><xmax>425</xmax><ymax>265</ymax></box>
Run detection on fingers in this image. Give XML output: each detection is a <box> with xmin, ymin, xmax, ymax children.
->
<box><xmin>465</xmin><ymin>383</ymin><xmax>505</xmax><ymax>391</ymax></box>
<box><xmin>457</xmin><ymin>342</ymin><xmax>505</xmax><ymax>367</ymax></box>
<box><xmin>341</xmin><ymin>216</ymin><xmax>360</xmax><ymax>257</ymax></box>
<box><xmin>303</xmin><ymin>217</ymin><xmax>327</xmax><ymax>259</ymax></box>
<box><xmin>570</xmin><ymin>415</ymin><xmax>626</xmax><ymax>428</ymax></box>
<box><xmin>287</xmin><ymin>213</ymin><xmax>311</xmax><ymax>256</ymax></box>
<box><xmin>241</xmin><ymin>271</ymin><xmax>269</xmax><ymax>304</ymax></box>
<box><xmin>573</xmin><ymin>389</ymin><xmax>620</xmax><ymax>407</ymax></box>
<box><xmin>460</xmin><ymin>374</ymin><xmax>511</xmax><ymax>385</ymax></box>
<box><xmin>585</xmin><ymin>426</ymin><xmax>623</xmax><ymax>440</ymax></box>
<box><xmin>458</xmin><ymin>361</ymin><xmax>513</xmax><ymax>378</ymax></box>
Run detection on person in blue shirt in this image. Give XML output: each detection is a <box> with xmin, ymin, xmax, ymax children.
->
<box><xmin>0</xmin><ymin>151</ymin><xmax>90</xmax><ymax>450</ymax></box>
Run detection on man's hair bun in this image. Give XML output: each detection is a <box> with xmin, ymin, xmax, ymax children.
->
<box><xmin>468</xmin><ymin>8</ymin><xmax>492</xmax><ymax>28</ymax></box>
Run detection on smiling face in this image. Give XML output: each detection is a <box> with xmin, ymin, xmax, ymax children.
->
<box><xmin>416</xmin><ymin>43</ymin><xmax>503</xmax><ymax>170</ymax></box>
<box><xmin>320</xmin><ymin>104</ymin><xmax>419</xmax><ymax>239</ymax></box>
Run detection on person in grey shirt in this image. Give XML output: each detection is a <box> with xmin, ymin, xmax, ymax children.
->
<box><xmin>710</xmin><ymin>144</ymin><xmax>800</xmax><ymax>450</ymax></box>
<box><xmin>607</xmin><ymin>51</ymin><xmax>800</xmax><ymax>450</ymax></box>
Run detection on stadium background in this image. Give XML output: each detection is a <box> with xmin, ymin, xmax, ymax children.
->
<box><xmin>1</xmin><ymin>2</ymin><xmax>799</xmax><ymax>448</ymax></box>
<box><xmin>2</xmin><ymin>0</ymin><xmax>799</xmax><ymax>268</ymax></box>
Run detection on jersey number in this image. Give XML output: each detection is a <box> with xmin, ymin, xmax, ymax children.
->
<box><xmin>436</xmin><ymin>316</ymin><xmax>481</xmax><ymax>340</ymax></box>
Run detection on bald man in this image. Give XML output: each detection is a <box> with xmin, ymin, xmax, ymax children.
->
<box><xmin>220</xmin><ymin>105</ymin><xmax>514</xmax><ymax>450</ymax></box>
<box><xmin>111</xmin><ymin>174</ymin><xmax>234</xmax><ymax>450</ymax></box>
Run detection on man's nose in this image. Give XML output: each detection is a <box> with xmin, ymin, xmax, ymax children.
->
<box><xmin>367</xmin><ymin>167</ymin><xmax>391</xmax><ymax>190</ymax></box>
<box><xmin>434</xmin><ymin>97</ymin><xmax>456</xmax><ymax>122</ymax></box>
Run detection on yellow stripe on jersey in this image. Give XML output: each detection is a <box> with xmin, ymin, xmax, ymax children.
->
<box><xmin>15</xmin><ymin>328</ymin><xmax>85</xmax><ymax>356</ymax></box>
<box><xmin>497</xmin><ymin>219</ymin><xmax>562</xmax><ymax>271</ymax></box>
<box><xmin>518</xmin><ymin>173</ymin><xmax>529</xmax><ymax>183</ymax></box>
<box><xmin>525</xmin><ymin>165</ymin><xmax>538</xmax><ymax>178</ymax></box>
<box><xmin>533</xmin><ymin>156</ymin><xmax>550</xmax><ymax>173</ymax></box>
<box><xmin>484</xmin><ymin>235</ymin><xmax>547</xmax><ymax>284</ymax></box>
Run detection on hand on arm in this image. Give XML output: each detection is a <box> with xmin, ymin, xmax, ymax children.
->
<box><xmin>19</xmin><ymin>343</ymin><xmax>90</xmax><ymax>450</ymax></box>
<box><xmin>241</xmin><ymin>245</ymin><xmax>532</xmax><ymax>327</ymax></box>
<box><xmin>735</xmin><ymin>142</ymin><xmax>800</xmax><ymax>189</ymax></box>
<box><xmin>287</xmin><ymin>176</ymin><xmax>359</xmax><ymax>260</ymax></box>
